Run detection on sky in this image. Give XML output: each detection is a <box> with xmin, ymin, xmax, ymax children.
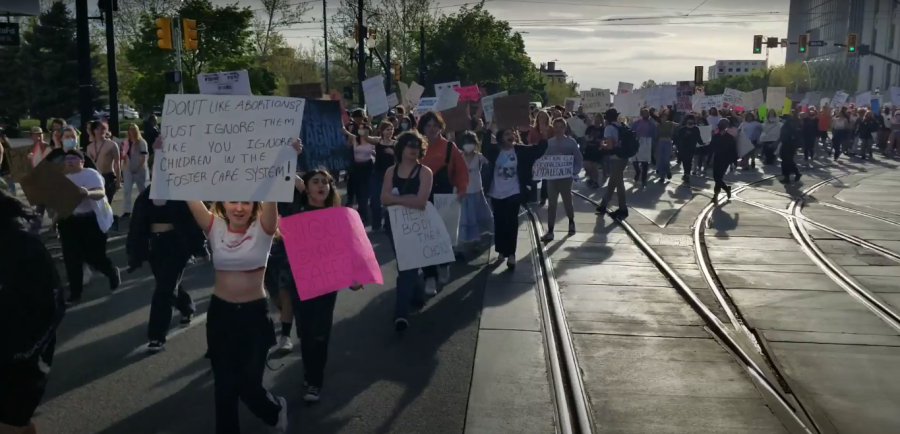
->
<box><xmin>224</xmin><ymin>0</ymin><xmax>791</xmax><ymax>92</ymax></box>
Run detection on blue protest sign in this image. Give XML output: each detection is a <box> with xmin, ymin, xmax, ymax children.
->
<box><xmin>299</xmin><ymin>100</ymin><xmax>349</xmax><ymax>172</ymax></box>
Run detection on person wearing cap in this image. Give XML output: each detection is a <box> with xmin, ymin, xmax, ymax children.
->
<box><xmin>57</xmin><ymin>149</ymin><xmax>121</xmax><ymax>304</ymax></box>
<box><xmin>595</xmin><ymin>108</ymin><xmax>629</xmax><ymax>219</ymax></box>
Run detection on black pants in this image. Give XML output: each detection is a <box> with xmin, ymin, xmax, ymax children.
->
<box><xmin>803</xmin><ymin>136</ymin><xmax>816</xmax><ymax>160</ymax></box>
<box><xmin>781</xmin><ymin>152</ymin><xmax>800</xmax><ymax>178</ymax></box>
<box><xmin>349</xmin><ymin>162</ymin><xmax>372</xmax><ymax>222</ymax></box>
<box><xmin>680</xmin><ymin>147</ymin><xmax>695</xmax><ymax>177</ymax></box>
<box><xmin>491</xmin><ymin>195</ymin><xmax>520</xmax><ymax>257</ymax></box>
<box><xmin>632</xmin><ymin>161</ymin><xmax>649</xmax><ymax>184</ymax></box>
<box><xmin>291</xmin><ymin>291</ymin><xmax>338</xmax><ymax>389</ymax></box>
<box><xmin>206</xmin><ymin>295</ymin><xmax>281</xmax><ymax>434</ymax></box>
<box><xmin>147</xmin><ymin>232</ymin><xmax>195</xmax><ymax>342</ymax></box>
<box><xmin>599</xmin><ymin>158</ymin><xmax>628</xmax><ymax>210</ymax></box>
<box><xmin>102</xmin><ymin>172</ymin><xmax>118</xmax><ymax>205</ymax></box>
<box><xmin>712</xmin><ymin>166</ymin><xmax>730</xmax><ymax>196</ymax></box>
<box><xmin>58</xmin><ymin>213</ymin><xmax>117</xmax><ymax>297</ymax></box>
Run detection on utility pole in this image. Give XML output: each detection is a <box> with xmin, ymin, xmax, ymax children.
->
<box><xmin>419</xmin><ymin>25</ymin><xmax>425</xmax><ymax>87</ymax></box>
<box><xmin>357</xmin><ymin>0</ymin><xmax>365</xmax><ymax>106</ymax></box>
<box><xmin>385</xmin><ymin>30</ymin><xmax>391</xmax><ymax>93</ymax></box>
<box><xmin>75</xmin><ymin>0</ymin><xmax>93</xmax><ymax>149</ymax></box>
<box><xmin>102</xmin><ymin>0</ymin><xmax>119</xmax><ymax>137</ymax></box>
<box><xmin>323</xmin><ymin>0</ymin><xmax>329</xmax><ymax>91</ymax></box>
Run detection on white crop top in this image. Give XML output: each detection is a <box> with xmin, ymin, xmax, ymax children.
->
<box><xmin>206</xmin><ymin>216</ymin><xmax>275</xmax><ymax>271</ymax></box>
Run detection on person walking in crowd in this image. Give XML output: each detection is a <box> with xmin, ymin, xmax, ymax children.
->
<box><xmin>655</xmin><ymin>110</ymin><xmax>676</xmax><ymax>181</ymax></box>
<box><xmin>831</xmin><ymin>107</ymin><xmax>852</xmax><ymax>161</ymax></box>
<box><xmin>528</xmin><ymin>110</ymin><xmax>552</xmax><ymax>205</ymax></box>
<box><xmin>675</xmin><ymin>115</ymin><xmax>704</xmax><ymax>183</ymax></box>
<box><xmin>780</xmin><ymin>115</ymin><xmax>802</xmax><ymax>183</ymax></box>
<box><xmin>0</xmin><ymin>133</ymin><xmax>14</xmax><ymax>195</ymax></box>
<box><xmin>582</xmin><ymin>124</ymin><xmax>605</xmax><ymax>188</ymax></box>
<box><xmin>143</xmin><ymin>115</ymin><xmax>160</xmax><ymax>174</ymax></box>
<box><xmin>709</xmin><ymin>119</ymin><xmax>736</xmax><ymax>202</ymax></box>
<box><xmin>58</xmin><ymin>150</ymin><xmax>120</xmax><ymax>304</ymax></box>
<box><xmin>458</xmin><ymin>131</ymin><xmax>493</xmax><ymax>254</ymax></box>
<box><xmin>817</xmin><ymin>106</ymin><xmax>832</xmax><ymax>149</ymax></box>
<box><xmin>759</xmin><ymin>110</ymin><xmax>783</xmax><ymax>165</ymax></box>
<box><xmin>381</xmin><ymin>132</ymin><xmax>434</xmax><ymax>331</ymax></box>
<box><xmin>887</xmin><ymin>109</ymin><xmax>900</xmax><ymax>157</ymax></box>
<box><xmin>482</xmin><ymin>124</ymin><xmax>548</xmax><ymax>268</ymax></box>
<box><xmin>345</xmin><ymin>109</ymin><xmax>369</xmax><ymax>208</ymax></box>
<box><xmin>417</xmin><ymin>111</ymin><xmax>468</xmax><ymax>295</ymax></box>
<box><xmin>540</xmin><ymin>117</ymin><xmax>581</xmax><ymax>242</ymax></box>
<box><xmin>86</xmin><ymin>121</ymin><xmax>121</xmax><ymax>231</ymax></box>
<box><xmin>350</xmin><ymin>122</ymin><xmax>376</xmax><ymax>224</ymax></box>
<box><xmin>126</xmin><ymin>185</ymin><xmax>207</xmax><ymax>353</ymax></box>
<box><xmin>800</xmin><ymin>108</ymin><xmax>817</xmax><ymax>164</ymax></box>
<box><xmin>738</xmin><ymin>112</ymin><xmax>762</xmax><ymax>169</ymax></box>
<box><xmin>364</xmin><ymin>120</ymin><xmax>396</xmax><ymax>231</ymax></box>
<box><xmin>856</xmin><ymin>110</ymin><xmax>879</xmax><ymax>160</ymax></box>
<box><xmin>120</xmin><ymin>124</ymin><xmax>149</xmax><ymax>219</ymax></box>
<box><xmin>0</xmin><ymin>190</ymin><xmax>66</xmax><ymax>434</ymax></box>
<box><xmin>595</xmin><ymin>109</ymin><xmax>630</xmax><ymax>220</ymax></box>
<box><xmin>630</xmin><ymin>108</ymin><xmax>656</xmax><ymax>187</ymax></box>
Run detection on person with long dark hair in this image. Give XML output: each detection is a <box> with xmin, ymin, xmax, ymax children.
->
<box><xmin>709</xmin><ymin>119</ymin><xmax>736</xmax><ymax>202</ymax></box>
<box><xmin>363</xmin><ymin>121</ymin><xmax>397</xmax><ymax>230</ymax></box>
<box><xmin>780</xmin><ymin>114</ymin><xmax>802</xmax><ymax>183</ymax></box>
<box><xmin>674</xmin><ymin>115</ymin><xmax>704</xmax><ymax>183</ymax></box>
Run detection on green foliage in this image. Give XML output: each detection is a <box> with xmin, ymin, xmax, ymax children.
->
<box><xmin>544</xmin><ymin>80</ymin><xmax>579</xmax><ymax>106</ymax></box>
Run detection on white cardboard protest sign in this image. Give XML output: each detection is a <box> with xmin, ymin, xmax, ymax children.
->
<box><xmin>565</xmin><ymin>97</ymin><xmax>581</xmax><ymax>111</ymax></box>
<box><xmin>744</xmin><ymin>89</ymin><xmax>764</xmax><ymax>110</ymax></box>
<box><xmin>434</xmin><ymin>81</ymin><xmax>461</xmax><ymax>98</ymax></box>
<box><xmin>698</xmin><ymin>125</ymin><xmax>712</xmax><ymax>145</ymax></box>
<box><xmin>415</xmin><ymin>97</ymin><xmax>438</xmax><ymax>117</ymax></box>
<box><xmin>482</xmin><ymin>91</ymin><xmax>508</xmax><ymax>123</ymax></box>
<box><xmin>723</xmin><ymin>88</ymin><xmax>745</xmax><ymax>108</ymax></box>
<box><xmin>567</xmin><ymin>117</ymin><xmax>587</xmax><ymax>138</ymax></box>
<box><xmin>615</xmin><ymin>92</ymin><xmax>640</xmax><ymax>117</ymax></box>
<box><xmin>532</xmin><ymin>155</ymin><xmax>574</xmax><ymax>180</ymax></box>
<box><xmin>433</xmin><ymin>194</ymin><xmax>461</xmax><ymax>247</ymax></box>
<box><xmin>388</xmin><ymin>202</ymin><xmax>455</xmax><ymax>271</ymax></box>
<box><xmin>150</xmin><ymin>94</ymin><xmax>304</xmax><ymax>202</ymax></box>
<box><xmin>661</xmin><ymin>85</ymin><xmax>677</xmax><ymax>107</ymax></box>
<box><xmin>766</xmin><ymin>87</ymin><xmax>786</xmax><ymax>110</ymax></box>
<box><xmin>582</xmin><ymin>89</ymin><xmax>610</xmax><ymax>114</ymax></box>
<box><xmin>363</xmin><ymin>75</ymin><xmax>390</xmax><ymax>116</ymax></box>
<box><xmin>830</xmin><ymin>91</ymin><xmax>849</xmax><ymax>109</ymax></box>
<box><xmin>435</xmin><ymin>87</ymin><xmax>461</xmax><ymax>111</ymax></box>
<box><xmin>855</xmin><ymin>91</ymin><xmax>872</xmax><ymax>107</ymax></box>
<box><xmin>891</xmin><ymin>87</ymin><xmax>900</xmax><ymax>105</ymax></box>
<box><xmin>399</xmin><ymin>82</ymin><xmax>409</xmax><ymax>106</ymax></box>
<box><xmin>407</xmin><ymin>81</ymin><xmax>425</xmax><ymax>107</ymax></box>
<box><xmin>197</xmin><ymin>70</ymin><xmax>252</xmax><ymax>96</ymax></box>
<box><xmin>737</xmin><ymin>128</ymin><xmax>754</xmax><ymax>158</ymax></box>
<box><xmin>646</xmin><ymin>87</ymin><xmax>663</xmax><ymax>108</ymax></box>
<box><xmin>759</xmin><ymin>121</ymin><xmax>782</xmax><ymax>142</ymax></box>
<box><xmin>617</xmin><ymin>82</ymin><xmax>634</xmax><ymax>94</ymax></box>
<box><xmin>387</xmin><ymin>93</ymin><xmax>399</xmax><ymax>108</ymax></box>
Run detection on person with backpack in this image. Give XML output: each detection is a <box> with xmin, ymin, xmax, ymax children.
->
<box><xmin>595</xmin><ymin>108</ymin><xmax>636</xmax><ymax>220</ymax></box>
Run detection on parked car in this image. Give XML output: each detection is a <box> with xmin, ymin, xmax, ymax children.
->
<box><xmin>98</xmin><ymin>104</ymin><xmax>140</xmax><ymax>120</ymax></box>
<box><xmin>66</xmin><ymin>112</ymin><xmax>104</xmax><ymax>130</ymax></box>
<box><xmin>0</xmin><ymin>117</ymin><xmax>20</xmax><ymax>138</ymax></box>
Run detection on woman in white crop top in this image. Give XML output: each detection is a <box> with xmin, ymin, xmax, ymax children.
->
<box><xmin>155</xmin><ymin>136</ymin><xmax>302</xmax><ymax>434</ymax></box>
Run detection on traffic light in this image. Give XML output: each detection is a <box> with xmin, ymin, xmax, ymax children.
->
<box><xmin>155</xmin><ymin>17</ymin><xmax>172</xmax><ymax>50</ymax></box>
<box><xmin>694</xmin><ymin>65</ymin><xmax>703</xmax><ymax>85</ymax></box>
<box><xmin>798</xmin><ymin>33</ymin><xmax>809</xmax><ymax>54</ymax></box>
<box><xmin>753</xmin><ymin>35</ymin><xmax>763</xmax><ymax>54</ymax></box>
<box><xmin>846</xmin><ymin>33</ymin><xmax>858</xmax><ymax>53</ymax></box>
<box><xmin>183</xmin><ymin>19</ymin><xmax>198</xmax><ymax>51</ymax></box>
<box><xmin>393</xmin><ymin>62</ymin><xmax>401</xmax><ymax>82</ymax></box>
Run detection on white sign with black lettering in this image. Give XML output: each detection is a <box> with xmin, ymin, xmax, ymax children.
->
<box><xmin>197</xmin><ymin>70</ymin><xmax>252</xmax><ymax>96</ymax></box>
<box><xmin>388</xmin><ymin>203</ymin><xmax>455</xmax><ymax>271</ymax></box>
<box><xmin>532</xmin><ymin>155</ymin><xmax>574</xmax><ymax>181</ymax></box>
<box><xmin>150</xmin><ymin>94</ymin><xmax>305</xmax><ymax>202</ymax></box>
<box><xmin>433</xmin><ymin>193</ymin><xmax>461</xmax><ymax>247</ymax></box>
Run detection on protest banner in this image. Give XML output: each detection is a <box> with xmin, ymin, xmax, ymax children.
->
<box><xmin>482</xmin><ymin>91</ymin><xmax>508</xmax><ymax>123</ymax></box>
<box><xmin>441</xmin><ymin>100</ymin><xmax>471</xmax><ymax>133</ymax></box>
<box><xmin>398</xmin><ymin>82</ymin><xmax>409</xmax><ymax>106</ymax></box>
<box><xmin>676</xmin><ymin>81</ymin><xmax>694</xmax><ymax>112</ymax></box>
<box><xmin>149</xmin><ymin>94</ymin><xmax>305</xmax><ymax>202</ymax></box>
<box><xmin>279</xmin><ymin>207</ymin><xmax>382</xmax><ymax>300</ymax></box>
<box><xmin>567</xmin><ymin>117</ymin><xmax>587</xmax><ymax>138</ymax></box>
<box><xmin>872</xmin><ymin>97</ymin><xmax>881</xmax><ymax>114</ymax></box>
<box><xmin>363</xmin><ymin>75</ymin><xmax>390</xmax><ymax>116</ymax></box>
<box><xmin>661</xmin><ymin>85</ymin><xmax>677</xmax><ymax>107</ymax></box>
<box><xmin>723</xmin><ymin>88</ymin><xmax>744</xmax><ymax>108</ymax></box>
<box><xmin>407</xmin><ymin>81</ymin><xmax>425</xmax><ymax>107</ymax></box>
<box><xmin>288</xmin><ymin>82</ymin><xmax>323</xmax><ymax>99</ymax></box>
<box><xmin>830</xmin><ymin>91</ymin><xmax>847</xmax><ymax>108</ymax></box>
<box><xmin>615</xmin><ymin>92</ymin><xmax>640</xmax><ymax>117</ymax></box>
<box><xmin>532</xmin><ymin>155</ymin><xmax>574</xmax><ymax>181</ymax></box>
<box><xmin>891</xmin><ymin>87</ymin><xmax>900</xmax><ymax>106</ymax></box>
<box><xmin>387</xmin><ymin>93</ymin><xmax>399</xmax><ymax>108</ymax></box>
<box><xmin>646</xmin><ymin>87</ymin><xmax>662</xmax><ymax>108</ymax></box>
<box><xmin>455</xmin><ymin>85</ymin><xmax>480</xmax><ymax>102</ymax></box>
<box><xmin>299</xmin><ymin>100</ymin><xmax>347</xmax><ymax>173</ymax></box>
<box><xmin>698</xmin><ymin>125</ymin><xmax>712</xmax><ymax>144</ymax></box>
<box><xmin>329</xmin><ymin>89</ymin><xmax>351</xmax><ymax>124</ymax></box>
<box><xmin>582</xmin><ymin>89</ymin><xmax>610</xmax><ymax>114</ymax></box>
<box><xmin>433</xmin><ymin>194</ymin><xmax>461</xmax><ymax>247</ymax></box>
<box><xmin>415</xmin><ymin>97</ymin><xmax>438</xmax><ymax>117</ymax></box>
<box><xmin>819</xmin><ymin>97</ymin><xmax>830</xmax><ymax>109</ymax></box>
<box><xmin>435</xmin><ymin>87</ymin><xmax>461</xmax><ymax>111</ymax></box>
<box><xmin>617</xmin><ymin>82</ymin><xmax>634</xmax><ymax>94</ymax></box>
<box><xmin>744</xmin><ymin>89</ymin><xmax>764</xmax><ymax>110</ymax></box>
<box><xmin>737</xmin><ymin>128</ymin><xmax>754</xmax><ymax>158</ymax></box>
<box><xmin>388</xmin><ymin>202</ymin><xmax>455</xmax><ymax>271</ymax></box>
<box><xmin>19</xmin><ymin>160</ymin><xmax>82</xmax><ymax>218</ymax></box>
<box><xmin>855</xmin><ymin>91</ymin><xmax>872</xmax><ymax>107</ymax></box>
<box><xmin>434</xmin><ymin>81</ymin><xmax>461</xmax><ymax>98</ymax></box>
<box><xmin>757</xmin><ymin>104</ymin><xmax>768</xmax><ymax>122</ymax></box>
<box><xmin>766</xmin><ymin>87</ymin><xmax>786</xmax><ymax>110</ymax></box>
<box><xmin>781</xmin><ymin>98</ymin><xmax>792</xmax><ymax>116</ymax></box>
<box><xmin>197</xmin><ymin>70</ymin><xmax>252</xmax><ymax>96</ymax></box>
<box><xmin>7</xmin><ymin>146</ymin><xmax>32</xmax><ymax>181</ymax></box>
<box><xmin>564</xmin><ymin>97</ymin><xmax>580</xmax><ymax>112</ymax></box>
<box><xmin>493</xmin><ymin>93</ymin><xmax>530</xmax><ymax>130</ymax></box>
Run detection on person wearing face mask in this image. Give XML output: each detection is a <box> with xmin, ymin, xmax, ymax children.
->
<box><xmin>126</xmin><ymin>184</ymin><xmax>207</xmax><ymax>352</ymax></box>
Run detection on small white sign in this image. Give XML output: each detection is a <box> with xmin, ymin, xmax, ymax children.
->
<box><xmin>150</xmin><ymin>94</ymin><xmax>305</xmax><ymax>202</ymax></box>
<box><xmin>723</xmin><ymin>88</ymin><xmax>745</xmax><ymax>107</ymax></box>
<box><xmin>388</xmin><ymin>202</ymin><xmax>455</xmax><ymax>271</ymax></box>
<box><xmin>197</xmin><ymin>70</ymin><xmax>252</xmax><ymax>96</ymax></box>
<box><xmin>433</xmin><ymin>193</ymin><xmax>461</xmax><ymax>247</ymax></box>
<box><xmin>407</xmin><ymin>81</ymin><xmax>425</xmax><ymax>107</ymax></box>
<box><xmin>434</xmin><ymin>81</ymin><xmax>461</xmax><ymax>98</ymax></box>
<box><xmin>415</xmin><ymin>97</ymin><xmax>438</xmax><ymax>117</ymax></box>
<box><xmin>830</xmin><ymin>91</ymin><xmax>849</xmax><ymax>109</ymax></box>
<box><xmin>766</xmin><ymin>87</ymin><xmax>787</xmax><ymax>110</ymax></box>
<box><xmin>567</xmin><ymin>117</ymin><xmax>587</xmax><ymax>138</ymax></box>
<box><xmin>435</xmin><ymin>87</ymin><xmax>461</xmax><ymax>111</ymax></box>
<box><xmin>582</xmin><ymin>89</ymin><xmax>610</xmax><ymax>114</ymax></box>
<box><xmin>387</xmin><ymin>92</ymin><xmax>399</xmax><ymax>108</ymax></box>
<box><xmin>482</xmin><ymin>91</ymin><xmax>508</xmax><ymax>123</ymax></box>
<box><xmin>617</xmin><ymin>82</ymin><xmax>634</xmax><ymax>94</ymax></box>
<box><xmin>532</xmin><ymin>155</ymin><xmax>574</xmax><ymax>180</ymax></box>
<box><xmin>698</xmin><ymin>125</ymin><xmax>712</xmax><ymax>145</ymax></box>
<box><xmin>363</xmin><ymin>75</ymin><xmax>390</xmax><ymax>117</ymax></box>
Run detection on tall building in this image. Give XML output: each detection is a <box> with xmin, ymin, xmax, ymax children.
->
<box><xmin>539</xmin><ymin>61</ymin><xmax>568</xmax><ymax>83</ymax></box>
<box><xmin>858</xmin><ymin>0</ymin><xmax>898</xmax><ymax>93</ymax></box>
<box><xmin>708</xmin><ymin>60</ymin><xmax>768</xmax><ymax>80</ymax></box>
<box><xmin>785</xmin><ymin>0</ymin><xmax>866</xmax><ymax>92</ymax></box>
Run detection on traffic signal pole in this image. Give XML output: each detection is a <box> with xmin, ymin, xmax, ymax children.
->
<box><xmin>174</xmin><ymin>18</ymin><xmax>184</xmax><ymax>94</ymax></box>
<box><xmin>103</xmin><ymin>0</ymin><xmax>119</xmax><ymax>137</ymax></box>
<box><xmin>357</xmin><ymin>0</ymin><xmax>365</xmax><ymax>106</ymax></box>
<box><xmin>76</xmin><ymin>0</ymin><xmax>93</xmax><ymax>148</ymax></box>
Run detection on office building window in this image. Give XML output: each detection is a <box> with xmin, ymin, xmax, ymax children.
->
<box><xmin>719</xmin><ymin>68</ymin><xmax>724</xmax><ymax>73</ymax></box>
<box><xmin>728</xmin><ymin>68</ymin><xmax>733</xmax><ymax>72</ymax></box>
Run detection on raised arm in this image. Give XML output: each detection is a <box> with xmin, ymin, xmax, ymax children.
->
<box><xmin>186</xmin><ymin>201</ymin><xmax>214</xmax><ymax>232</ymax></box>
<box><xmin>259</xmin><ymin>201</ymin><xmax>278</xmax><ymax>235</ymax></box>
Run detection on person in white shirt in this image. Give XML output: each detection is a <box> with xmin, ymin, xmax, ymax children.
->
<box><xmin>58</xmin><ymin>150</ymin><xmax>121</xmax><ymax>304</ymax></box>
<box><xmin>457</xmin><ymin>131</ymin><xmax>492</xmax><ymax>253</ymax></box>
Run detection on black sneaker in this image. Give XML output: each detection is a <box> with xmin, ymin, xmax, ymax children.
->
<box><xmin>394</xmin><ymin>317</ymin><xmax>409</xmax><ymax>332</ymax></box>
<box><xmin>109</xmin><ymin>267</ymin><xmax>121</xmax><ymax>291</ymax></box>
<box><xmin>180</xmin><ymin>313</ymin><xmax>194</xmax><ymax>325</ymax></box>
<box><xmin>611</xmin><ymin>208</ymin><xmax>629</xmax><ymax>220</ymax></box>
<box><xmin>147</xmin><ymin>341</ymin><xmax>165</xmax><ymax>353</ymax></box>
<box><xmin>595</xmin><ymin>206</ymin><xmax>608</xmax><ymax>215</ymax></box>
<box><xmin>303</xmin><ymin>386</ymin><xmax>321</xmax><ymax>403</ymax></box>
<box><xmin>794</xmin><ymin>173</ymin><xmax>802</xmax><ymax>182</ymax></box>
<box><xmin>725</xmin><ymin>186</ymin><xmax>732</xmax><ymax>200</ymax></box>
<box><xmin>568</xmin><ymin>220</ymin><xmax>576</xmax><ymax>235</ymax></box>
<box><xmin>121</xmin><ymin>212</ymin><xmax>132</xmax><ymax>219</ymax></box>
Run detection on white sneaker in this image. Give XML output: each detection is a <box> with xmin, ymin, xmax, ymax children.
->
<box><xmin>276</xmin><ymin>336</ymin><xmax>293</xmax><ymax>354</ymax></box>
<box><xmin>425</xmin><ymin>278</ymin><xmax>438</xmax><ymax>296</ymax></box>
<box><xmin>506</xmin><ymin>256</ymin><xmax>516</xmax><ymax>269</ymax></box>
<box><xmin>82</xmin><ymin>266</ymin><xmax>93</xmax><ymax>286</ymax></box>
<box><xmin>438</xmin><ymin>265</ymin><xmax>450</xmax><ymax>284</ymax></box>
<box><xmin>272</xmin><ymin>396</ymin><xmax>288</xmax><ymax>433</ymax></box>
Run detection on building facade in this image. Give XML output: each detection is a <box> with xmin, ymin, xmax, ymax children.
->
<box><xmin>708</xmin><ymin>60</ymin><xmax>768</xmax><ymax>80</ymax></box>
<box><xmin>857</xmin><ymin>0</ymin><xmax>898</xmax><ymax>93</ymax></box>
<box><xmin>539</xmin><ymin>61</ymin><xmax>568</xmax><ymax>83</ymax></box>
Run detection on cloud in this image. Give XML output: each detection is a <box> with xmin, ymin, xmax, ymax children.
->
<box><xmin>517</xmin><ymin>27</ymin><xmax>671</xmax><ymax>40</ymax></box>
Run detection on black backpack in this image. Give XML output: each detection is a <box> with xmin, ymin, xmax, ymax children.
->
<box><xmin>614</xmin><ymin>124</ymin><xmax>640</xmax><ymax>159</ymax></box>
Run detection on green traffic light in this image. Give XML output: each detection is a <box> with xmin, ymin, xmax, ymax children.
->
<box><xmin>800</xmin><ymin>47</ymin><xmax>806</xmax><ymax>52</ymax></box>
<box><xmin>849</xmin><ymin>46</ymin><xmax>855</xmax><ymax>52</ymax></box>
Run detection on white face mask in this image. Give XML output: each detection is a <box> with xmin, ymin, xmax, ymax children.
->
<box><xmin>463</xmin><ymin>144</ymin><xmax>475</xmax><ymax>153</ymax></box>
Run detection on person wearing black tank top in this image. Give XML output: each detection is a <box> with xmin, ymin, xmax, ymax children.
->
<box><xmin>380</xmin><ymin>132</ymin><xmax>434</xmax><ymax>332</ymax></box>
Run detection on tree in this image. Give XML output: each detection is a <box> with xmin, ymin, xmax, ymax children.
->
<box><xmin>544</xmin><ymin>80</ymin><xmax>579</xmax><ymax>106</ymax></box>
<box><xmin>252</xmin><ymin>0</ymin><xmax>313</xmax><ymax>58</ymax></box>
<box><xmin>114</xmin><ymin>0</ymin><xmax>183</xmax><ymax>45</ymax></box>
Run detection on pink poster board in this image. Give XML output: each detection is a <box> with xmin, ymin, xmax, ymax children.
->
<box><xmin>456</xmin><ymin>85</ymin><xmax>481</xmax><ymax>102</ymax></box>
<box><xmin>278</xmin><ymin>207</ymin><xmax>383</xmax><ymax>300</ymax></box>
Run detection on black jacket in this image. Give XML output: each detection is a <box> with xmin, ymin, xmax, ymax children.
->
<box><xmin>481</xmin><ymin>130</ymin><xmax>548</xmax><ymax>204</ymax></box>
<box><xmin>126</xmin><ymin>187</ymin><xmax>208</xmax><ymax>270</ymax></box>
<box><xmin>675</xmin><ymin>125</ymin><xmax>705</xmax><ymax>151</ymax></box>
<box><xmin>709</xmin><ymin>132</ymin><xmax>738</xmax><ymax>168</ymax></box>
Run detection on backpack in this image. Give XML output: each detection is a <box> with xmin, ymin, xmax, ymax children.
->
<box><xmin>614</xmin><ymin>124</ymin><xmax>640</xmax><ymax>159</ymax></box>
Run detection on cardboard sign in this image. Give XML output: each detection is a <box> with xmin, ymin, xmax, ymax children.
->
<box><xmin>743</xmin><ymin>89</ymin><xmax>764</xmax><ymax>110</ymax></box>
<box><xmin>388</xmin><ymin>202</ymin><xmax>455</xmax><ymax>271</ymax></box>
<box><xmin>433</xmin><ymin>194</ymin><xmax>461</xmax><ymax>247</ymax></box>
<box><xmin>442</xmin><ymin>101</ymin><xmax>471</xmax><ymax>133</ymax></box>
<box><xmin>830</xmin><ymin>91</ymin><xmax>849</xmax><ymax>109</ymax></box>
<box><xmin>434</xmin><ymin>81</ymin><xmax>461</xmax><ymax>98</ymax></box>
<box><xmin>567</xmin><ymin>117</ymin><xmax>587</xmax><ymax>138</ymax></box>
<box><xmin>615</xmin><ymin>92</ymin><xmax>640</xmax><ymax>117</ymax></box>
<box><xmin>493</xmin><ymin>93</ymin><xmax>530</xmax><ymax>130</ymax></box>
<box><xmin>482</xmin><ymin>91</ymin><xmax>508</xmax><ymax>123</ymax></box>
<box><xmin>564</xmin><ymin>97</ymin><xmax>580</xmax><ymax>112</ymax></box>
<box><xmin>723</xmin><ymin>88</ymin><xmax>744</xmax><ymax>108</ymax></box>
<box><xmin>299</xmin><ymin>100</ymin><xmax>347</xmax><ymax>173</ymax></box>
<box><xmin>435</xmin><ymin>87</ymin><xmax>461</xmax><ymax>111</ymax></box>
<box><xmin>890</xmin><ymin>87</ymin><xmax>900</xmax><ymax>106</ymax></box>
<box><xmin>661</xmin><ymin>85</ymin><xmax>677</xmax><ymax>107</ymax></box>
<box><xmin>197</xmin><ymin>70</ymin><xmax>252</xmax><ymax>96</ymax></box>
<box><xmin>872</xmin><ymin>97</ymin><xmax>881</xmax><ymax>114</ymax></box>
<box><xmin>415</xmin><ymin>97</ymin><xmax>438</xmax><ymax>117</ymax></box>
<box><xmin>363</xmin><ymin>75</ymin><xmax>389</xmax><ymax>117</ymax></box>
<box><xmin>781</xmin><ymin>98</ymin><xmax>793</xmax><ymax>116</ymax></box>
<box><xmin>855</xmin><ymin>91</ymin><xmax>872</xmax><ymax>107</ymax></box>
<box><xmin>150</xmin><ymin>94</ymin><xmax>305</xmax><ymax>202</ymax></box>
<box><xmin>737</xmin><ymin>128</ymin><xmax>754</xmax><ymax>158</ymax></box>
<box><xmin>6</xmin><ymin>146</ymin><xmax>32</xmax><ymax>181</ymax></box>
<box><xmin>617</xmin><ymin>82</ymin><xmax>634</xmax><ymax>94</ymax></box>
<box><xmin>582</xmin><ymin>89</ymin><xmax>610</xmax><ymax>114</ymax></box>
<box><xmin>455</xmin><ymin>85</ymin><xmax>480</xmax><ymax>102</ymax></box>
<box><xmin>387</xmin><ymin>92</ymin><xmax>399</xmax><ymax>108</ymax></box>
<box><xmin>399</xmin><ymin>82</ymin><xmax>410</xmax><ymax>107</ymax></box>
<box><xmin>645</xmin><ymin>87</ymin><xmax>663</xmax><ymax>108</ymax></box>
<box><xmin>279</xmin><ymin>207</ymin><xmax>383</xmax><ymax>300</ymax></box>
<box><xmin>532</xmin><ymin>155</ymin><xmax>574</xmax><ymax>180</ymax></box>
<box><xmin>676</xmin><ymin>81</ymin><xmax>694</xmax><ymax>112</ymax></box>
<box><xmin>19</xmin><ymin>161</ymin><xmax>82</xmax><ymax>218</ymax></box>
<box><xmin>329</xmin><ymin>89</ymin><xmax>351</xmax><ymax>125</ymax></box>
<box><xmin>407</xmin><ymin>81</ymin><xmax>425</xmax><ymax>107</ymax></box>
<box><xmin>288</xmin><ymin>83</ymin><xmax>323</xmax><ymax>99</ymax></box>
<box><xmin>698</xmin><ymin>125</ymin><xmax>712</xmax><ymax>144</ymax></box>
<box><xmin>766</xmin><ymin>87</ymin><xmax>786</xmax><ymax>110</ymax></box>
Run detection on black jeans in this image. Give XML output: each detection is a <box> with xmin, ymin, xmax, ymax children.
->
<box><xmin>781</xmin><ymin>152</ymin><xmax>800</xmax><ymax>178</ymax></box>
<box><xmin>803</xmin><ymin>136</ymin><xmax>816</xmax><ymax>160</ymax></box>
<box><xmin>206</xmin><ymin>296</ymin><xmax>281</xmax><ymax>434</ymax></box>
<box><xmin>58</xmin><ymin>213</ymin><xmax>117</xmax><ymax>297</ymax></box>
<box><xmin>680</xmin><ymin>147</ymin><xmax>694</xmax><ymax>177</ymax></box>
<box><xmin>713</xmin><ymin>166</ymin><xmax>730</xmax><ymax>196</ymax></box>
<box><xmin>491</xmin><ymin>195</ymin><xmax>521</xmax><ymax>257</ymax></box>
<box><xmin>350</xmin><ymin>162</ymin><xmax>372</xmax><ymax>222</ymax></box>
<box><xmin>102</xmin><ymin>172</ymin><xmax>118</xmax><ymax>204</ymax></box>
<box><xmin>599</xmin><ymin>158</ymin><xmax>628</xmax><ymax>210</ymax></box>
<box><xmin>632</xmin><ymin>161</ymin><xmax>649</xmax><ymax>184</ymax></box>
<box><xmin>147</xmin><ymin>232</ymin><xmax>195</xmax><ymax>342</ymax></box>
<box><xmin>290</xmin><ymin>291</ymin><xmax>338</xmax><ymax>388</ymax></box>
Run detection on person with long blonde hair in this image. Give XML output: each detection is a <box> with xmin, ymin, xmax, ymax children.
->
<box><xmin>120</xmin><ymin>124</ymin><xmax>148</xmax><ymax>218</ymax></box>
